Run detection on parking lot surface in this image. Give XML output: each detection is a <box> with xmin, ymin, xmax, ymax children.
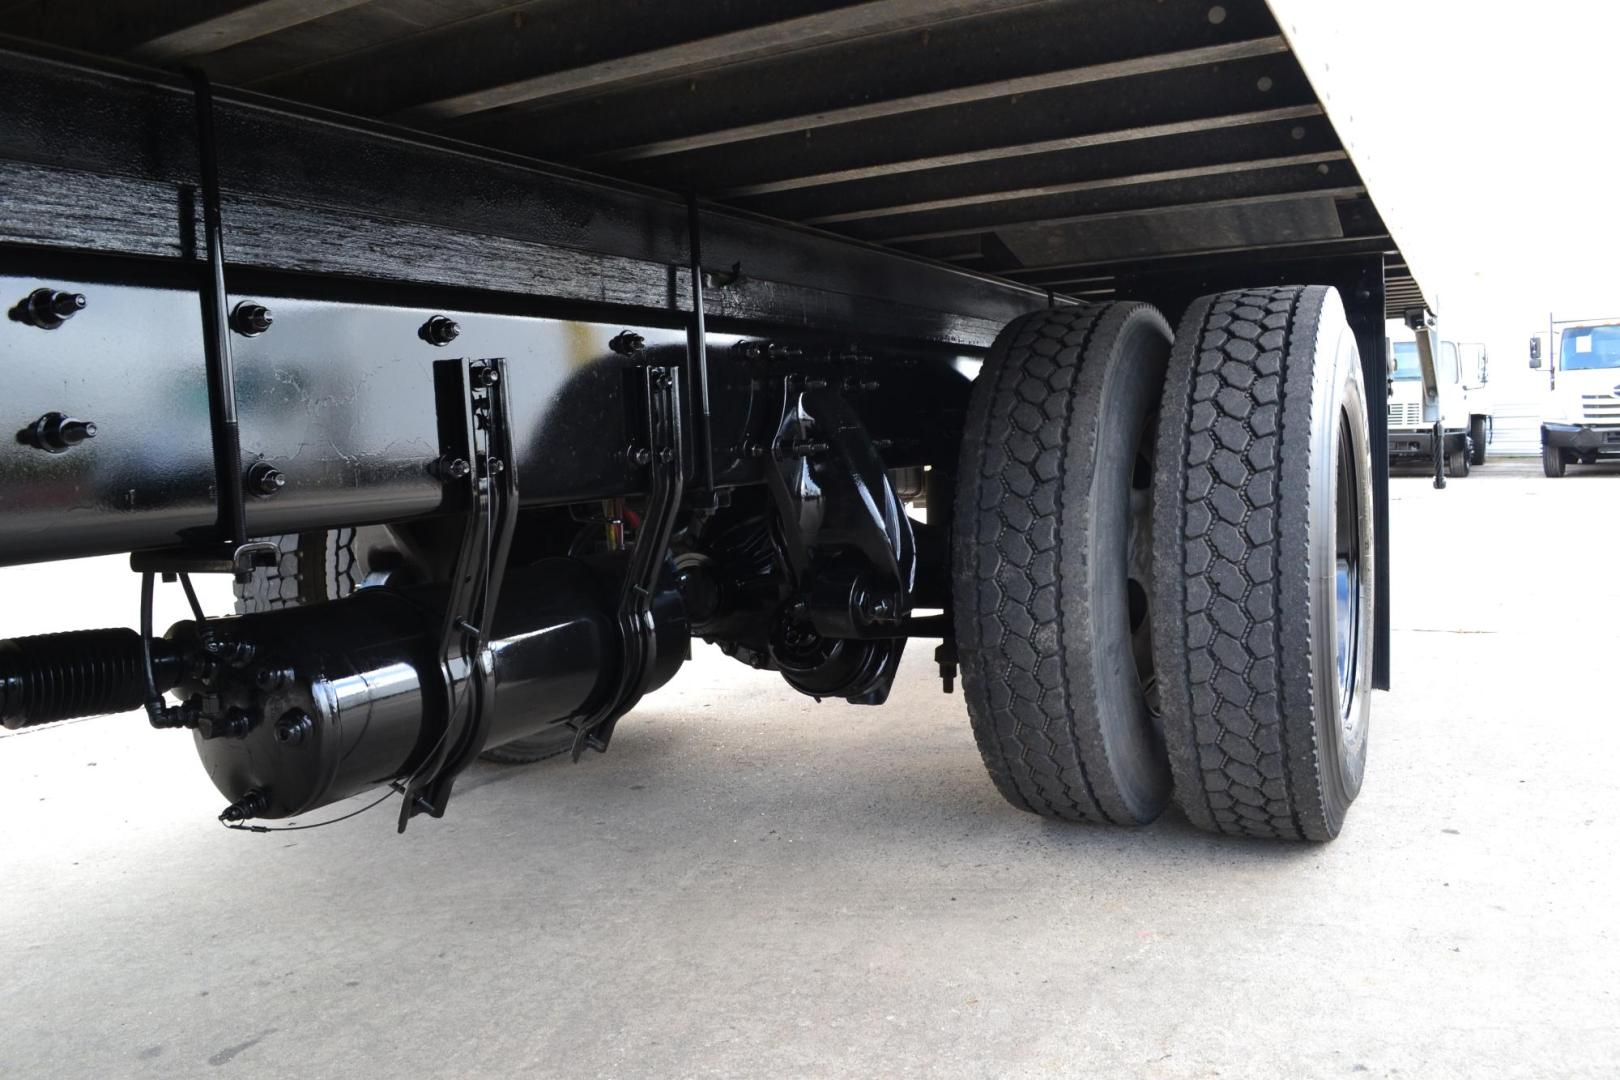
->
<box><xmin>2</xmin><ymin>460</ymin><xmax>1618</xmax><ymax>1079</ymax></box>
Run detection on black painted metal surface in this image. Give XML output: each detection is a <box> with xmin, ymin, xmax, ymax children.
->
<box><xmin>0</xmin><ymin>44</ymin><xmax>1050</xmax><ymax>351</ymax></box>
<box><xmin>166</xmin><ymin>556</ymin><xmax>686</xmax><ymax>819</ymax></box>
<box><xmin>0</xmin><ymin>258</ymin><xmax>974</xmax><ymax>566</ymax></box>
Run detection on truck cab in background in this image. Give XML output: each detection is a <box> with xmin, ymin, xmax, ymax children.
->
<box><xmin>1533</xmin><ymin>319</ymin><xmax>1620</xmax><ymax>476</ymax></box>
<box><xmin>1386</xmin><ymin>320</ymin><xmax>1491</xmax><ymax>476</ymax></box>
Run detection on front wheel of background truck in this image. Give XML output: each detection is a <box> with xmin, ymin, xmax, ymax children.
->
<box><xmin>1446</xmin><ymin>443</ymin><xmax>1470</xmax><ymax>478</ymax></box>
<box><xmin>953</xmin><ymin>303</ymin><xmax>1175</xmax><ymax>826</ymax></box>
<box><xmin>235</xmin><ymin>531</ymin><xmax>575</xmax><ymax>765</ymax></box>
<box><xmin>1542</xmin><ymin>442</ymin><xmax>1566</xmax><ymax>478</ymax></box>
<box><xmin>1152</xmin><ymin>286</ymin><xmax>1374</xmax><ymax>841</ymax></box>
<box><xmin>1468</xmin><ymin>415</ymin><xmax>1488</xmax><ymax>466</ymax></box>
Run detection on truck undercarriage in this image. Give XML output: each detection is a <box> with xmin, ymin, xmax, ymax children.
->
<box><xmin>0</xmin><ymin>1</ymin><xmax>1420</xmax><ymax>841</ymax></box>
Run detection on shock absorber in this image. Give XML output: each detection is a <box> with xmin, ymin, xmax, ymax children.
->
<box><xmin>0</xmin><ymin>628</ymin><xmax>182</xmax><ymax>730</ymax></box>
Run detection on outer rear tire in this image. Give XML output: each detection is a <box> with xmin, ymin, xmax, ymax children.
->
<box><xmin>1152</xmin><ymin>286</ymin><xmax>1373</xmax><ymax>841</ymax></box>
<box><xmin>1446</xmin><ymin>444</ymin><xmax>1470</xmax><ymax>478</ymax></box>
<box><xmin>235</xmin><ymin>531</ymin><xmax>574</xmax><ymax>766</ymax></box>
<box><xmin>953</xmin><ymin>302</ymin><xmax>1174</xmax><ymax>826</ymax></box>
<box><xmin>1542</xmin><ymin>442</ymin><xmax>1566</xmax><ymax>478</ymax></box>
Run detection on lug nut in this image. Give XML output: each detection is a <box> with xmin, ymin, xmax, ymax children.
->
<box><xmin>24</xmin><ymin>412</ymin><xmax>98</xmax><ymax>453</ymax></box>
<box><xmin>246</xmin><ymin>461</ymin><xmax>285</xmax><ymax>497</ymax></box>
<box><xmin>274</xmin><ymin>709</ymin><xmax>314</xmax><ymax>747</ymax></box>
<box><xmin>20</xmin><ymin>288</ymin><xmax>86</xmax><ymax>329</ymax></box>
<box><xmin>230</xmin><ymin>301</ymin><xmax>273</xmax><ymax>336</ymax></box>
<box><xmin>421</xmin><ymin>315</ymin><xmax>460</xmax><ymax>346</ymax></box>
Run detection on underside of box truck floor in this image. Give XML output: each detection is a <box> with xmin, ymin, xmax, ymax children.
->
<box><xmin>0</xmin><ymin>0</ymin><xmax>1424</xmax><ymax>312</ymax></box>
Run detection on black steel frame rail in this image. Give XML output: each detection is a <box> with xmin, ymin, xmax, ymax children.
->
<box><xmin>0</xmin><ymin>42</ymin><xmax>1052</xmax><ymax>350</ymax></box>
<box><xmin>0</xmin><ymin>1</ymin><xmax>1427</xmax><ymax>321</ymax></box>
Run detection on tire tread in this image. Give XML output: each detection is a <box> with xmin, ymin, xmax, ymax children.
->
<box><xmin>955</xmin><ymin>303</ymin><xmax>1175</xmax><ymax>826</ymax></box>
<box><xmin>1157</xmin><ymin>287</ymin><xmax>1309</xmax><ymax>839</ymax></box>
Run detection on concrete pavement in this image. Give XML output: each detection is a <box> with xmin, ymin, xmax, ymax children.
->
<box><xmin>2</xmin><ymin>461</ymin><xmax>1617</xmax><ymax>1079</ymax></box>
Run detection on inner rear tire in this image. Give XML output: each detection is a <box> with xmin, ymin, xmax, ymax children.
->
<box><xmin>953</xmin><ymin>302</ymin><xmax>1174</xmax><ymax>826</ymax></box>
<box><xmin>235</xmin><ymin>531</ymin><xmax>574</xmax><ymax>766</ymax></box>
<box><xmin>1152</xmin><ymin>286</ymin><xmax>1374</xmax><ymax>841</ymax></box>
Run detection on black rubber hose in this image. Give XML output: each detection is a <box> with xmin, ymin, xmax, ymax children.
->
<box><xmin>0</xmin><ymin>628</ymin><xmax>182</xmax><ymax>730</ymax></box>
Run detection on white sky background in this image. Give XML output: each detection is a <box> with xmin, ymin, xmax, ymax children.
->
<box><xmin>1274</xmin><ymin>0</ymin><xmax>1620</xmax><ymax>398</ymax></box>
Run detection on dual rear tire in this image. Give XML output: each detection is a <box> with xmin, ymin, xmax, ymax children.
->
<box><xmin>952</xmin><ymin>303</ymin><xmax>1173</xmax><ymax>825</ymax></box>
<box><xmin>954</xmin><ymin>287</ymin><xmax>1374</xmax><ymax>841</ymax></box>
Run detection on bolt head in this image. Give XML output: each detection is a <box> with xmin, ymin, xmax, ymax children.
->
<box><xmin>246</xmin><ymin>462</ymin><xmax>286</xmax><ymax>497</ymax></box>
<box><xmin>24</xmin><ymin>288</ymin><xmax>87</xmax><ymax>329</ymax></box>
<box><xmin>52</xmin><ymin>291</ymin><xmax>86</xmax><ymax>317</ymax></box>
<box><xmin>199</xmin><ymin>708</ymin><xmax>253</xmax><ymax>740</ymax></box>
<box><xmin>253</xmin><ymin>667</ymin><xmax>288</xmax><ymax>691</ymax></box>
<box><xmin>230</xmin><ymin>302</ymin><xmax>273</xmax><ymax>336</ymax></box>
<box><xmin>275</xmin><ymin>710</ymin><xmax>314</xmax><ymax>746</ymax></box>
<box><xmin>421</xmin><ymin>315</ymin><xmax>461</xmax><ymax>346</ymax></box>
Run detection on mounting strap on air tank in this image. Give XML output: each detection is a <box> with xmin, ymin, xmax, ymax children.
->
<box><xmin>567</xmin><ymin>358</ymin><xmax>685</xmax><ymax>757</ymax></box>
<box><xmin>563</xmin><ymin>198</ymin><xmax>715</xmax><ymax>756</ymax></box>
<box><xmin>395</xmin><ymin>357</ymin><xmax>521</xmax><ymax>831</ymax></box>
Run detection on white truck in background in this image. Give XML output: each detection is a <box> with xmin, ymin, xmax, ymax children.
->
<box><xmin>1387</xmin><ymin>320</ymin><xmax>1491</xmax><ymax>476</ymax></box>
<box><xmin>1532</xmin><ymin>318</ymin><xmax>1620</xmax><ymax>476</ymax></box>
